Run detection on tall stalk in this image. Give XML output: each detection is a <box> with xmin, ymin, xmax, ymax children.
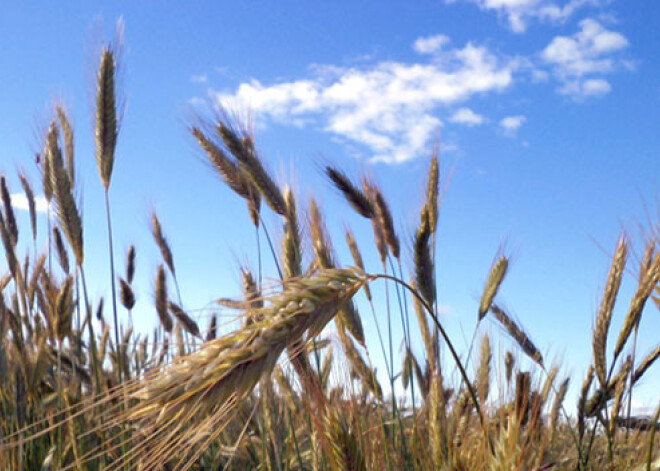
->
<box><xmin>95</xmin><ymin>45</ymin><xmax>121</xmax><ymax>383</ymax></box>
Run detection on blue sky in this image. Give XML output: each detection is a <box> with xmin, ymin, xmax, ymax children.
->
<box><xmin>1</xmin><ymin>1</ymin><xmax>659</xmax><ymax>411</ymax></box>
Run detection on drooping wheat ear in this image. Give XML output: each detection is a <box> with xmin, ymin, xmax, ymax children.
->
<box><xmin>125</xmin><ymin>245</ymin><xmax>136</xmax><ymax>284</ymax></box>
<box><xmin>191</xmin><ymin>126</ymin><xmax>251</xmax><ymax>199</ymax></box>
<box><xmin>151</xmin><ymin>211</ymin><xmax>175</xmax><ymax>276</ymax></box>
<box><xmin>613</xmin><ymin>245</ymin><xmax>660</xmax><ymax>362</ymax></box>
<box><xmin>490</xmin><ymin>304</ymin><xmax>543</xmax><ymax>366</ymax></box>
<box><xmin>56</xmin><ymin>106</ymin><xmax>75</xmax><ymax>187</ymax></box>
<box><xmin>339</xmin><ymin>328</ymin><xmax>382</xmax><ymax>400</ymax></box>
<box><xmin>126</xmin><ymin>268</ymin><xmax>365</xmax><ymax>467</ymax></box>
<box><xmin>46</xmin><ymin>121</ymin><xmax>83</xmax><ymax>266</ymax></box>
<box><xmin>361</xmin><ymin>178</ymin><xmax>388</xmax><ymax>264</ymax></box>
<box><xmin>18</xmin><ymin>173</ymin><xmax>37</xmax><ymax>242</ymax></box>
<box><xmin>541</xmin><ymin>365</ymin><xmax>558</xmax><ymax>404</ymax></box>
<box><xmin>631</xmin><ymin>344</ymin><xmax>660</xmax><ymax>385</ymax></box>
<box><xmin>155</xmin><ymin>265</ymin><xmax>172</xmax><ymax>333</ymax></box>
<box><xmin>577</xmin><ymin>365</ymin><xmax>594</xmax><ymax>444</ymax></box>
<box><xmin>0</xmin><ymin>176</ymin><xmax>18</xmax><ymax>246</ymax></box>
<box><xmin>282</xmin><ymin>187</ymin><xmax>302</xmax><ymax>279</ymax></box>
<box><xmin>52</xmin><ymin>227</ymin><xmax>70</xmax><ymax>274</ymax></box>
<box><xmin>593</xmin><ymin>236</ymin><xmax>627</xmax><ymax>387</ymax></box>
<box><xmin>206</xmin><ymin>313</ymin><xmax>217</xmax><ymax>342</ymax></box>
<box><xmin>345</xmin><ymin>229</ymin><xmax>372</xmax><ymax>301</ymax></box>
<box><xmin>54</xmin><ymin>275</ymin><xmax>74</xmax><ymax>342</ymax></box>
<box><xmin>95</xmin><ymin>46</ymin><xmax>118</xmax><ymax>190</ymax></box>
<box><xmin>242</xmin><ymin>268</ymin><xmax>263</xmax><ymax>325</ymax></box>
<box><xmin>476</xmin><ymin>334</ymin><xmax>491</xmax><ymax>404</ymax></box>
<box><xmin>478</xmin><ymin>256</ymin><xmax>508</xmax><ymax>321</ymax></box>
<box><xmin>325</xmin><ymin>166</ymin><xmax>374</xmax><ymax>219</ymax></box>
<box><xmin>169</xmin><ymin>302</ymin><xmax>200</xmax><ymax>338</ymax></box>
<box><xmin>414</xmin><ymin>207</ymin><xmax>435</xmax><ymax>307</ymax></box>
<box><xmin>426</xmin><ymin>152</ymin><xmax>439</xmax><ymax>234</ymax></box>
<box><xmin>309</xmin><ymin>197</ymin><xmax>334</xmax><ymax>269</ymax></box>
<box><xmin>41</xmin><ymin>148</ymin><xmax>53</xmax><ymax>204</ymax></box>
<box><xmin>217</xmin><ymin>122</ymin><xmax>286</xmax><ymax>215</ymax></box>
<box><xmin>119</xmin><ymin>278</ymin><xmax>135</xmax><ymax>310</ymax></box>
<box><xmin>372</xmin><ymin>186</ymin><xmax>400</xmax><ymax>259</ymax></box>
<box><xmin>549</xmin><ymin>378</ymin><xmax>569</xmax><ymax>442</ymax></box>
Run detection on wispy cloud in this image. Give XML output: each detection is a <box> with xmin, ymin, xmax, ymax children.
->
<box><xmin>446</xmin><ymin>0</ymin><xmax>602</xmax><ymax>33</ymax></box>
<box><xmin>191</xmin><ymin>74</ymin><xmax>208</xmax><ymax>84</ymax></box>
<box><xmin>449</xmin><ymin>107</ymin><xmax>486</xmax><ymax>126</ymax></box>
<box><xmin>499</xmin><ymin>115</ymin><xmax>526</xmax><ymax>136</ymax></box>
<box><xmin>214</xmin><ymin>39</ymin><xmax>517</xmax><ymax>163</ymax></box>
<box><xmin>413</xmin><ymin>34</ymin><xmax>450</xmax><ymax>54</ymax></box>
<box><xmin>10</xmin><ymin>192</ymin><xmax>50</xmax><ymax>214</ymax></box>
<box><xmin>541</xmin><ymin>18</ymin><xmax>628</xmax><ymax>99</ymax></box>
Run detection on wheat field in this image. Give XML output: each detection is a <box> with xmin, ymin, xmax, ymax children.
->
<box><xmin>0</xmin><ymin>37</ymin><xmax>659</xmax><ymax>471</ymax></box>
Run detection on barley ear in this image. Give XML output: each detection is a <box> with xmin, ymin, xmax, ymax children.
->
<box><xmin>52</xmin><ymin>227</ymin><xmax>70</xmax><ymax>274</ymax></box>
<box><xmin>345</xmin><ymin>229</ymin><xmax>371</xmax><ymax>301</ymax></box>
<box><xmin>593</xmin><ymin>236</ymin><xmax>627</xmax><ymax>386</ymax></box>
<box><xmin>491</xmin><ymin>304</ymin><xmax>543</xmax><ymax>366</ymax></box>
<box><xmin>0</xmin><ymin>176</ymin><xmax>18</xmax><ymax>247</ymax></box>
<box><xmin>372</xmin><ymin>187</ymin><xmax>399</xmax><ymax>259</ymax></box>
<box><xmin>613</xmin><ymin>247</ymin><xmax>660</xmax><ymax>362</ymax></box>
<box><xmin>126</xmin><ymin>245</ymin><xmax>136</xmax><ymax>284</ymax></box>
<box><xmin>154</xmin><ymin>265</ymin><xmax>172</xmax><ymax>333</ymax></box>
<box><xmin>169</xmin><ymin>302</ymin><xmax>200</xmax><ymax>338</ymax></box>
<box><xmin>325</xmin><ymin>166</ymin><xmax>374</xmax><ymax>219</ymax></box>
<box><xmin>632</xmin><ymin>344</ymin><xmax>660</xmax><ymax>385</ymax></box>
<box><xmin>56</xmin><ymin>106</ymin><xmax>75</xmax><ymax>187</ymax></box>
<box><xmin>151</xmin><ymin>212</ymin><xmax>175</xmax><ymax>276</ymax></box>
<box><xmin>414</xmin><ymin>207</ymin><xmax>435</xmax><ymax>307</ymax></box>
<box><xmin>47</xmin><ymin>121</ymin><xmax>83</xmax><ymax>266</ymax></box>
<box><xmin>426</xmin><ymin>152</ymin><xmax>439</xmax><ymax>233</ymax></box>
<box><xmin>478</xmin><ymin>255</ymin><xmax>508</xmax><ymax>321</ymax></box>
<box><xmin>95</xmin><ymin>47</ymin><xmax>118</xmax><ymax>190</ymax></box>
<box><xmin>217</xmin><ymin>122</ymin><xmax>286</xmax><ymax>215</ymax></box>
<box><xmin>282</xmin><ymin>187</ymin><xmax>302</xmax><ymax>280</ymax></box>
<box><xmin>18</xmin><ymin>173</ymin><xmax>37</xmax><ymax>241</ymax></box>
<box><xmin>476</xmin><ymin>334</ymin><xmax>491</xmax><ymax>404</ymax></box>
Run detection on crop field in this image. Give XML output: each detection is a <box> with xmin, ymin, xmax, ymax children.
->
<box><xmin>0</xmin><ymin>32</ymin><xmax>659</xmax><ymax>471</ymax></box>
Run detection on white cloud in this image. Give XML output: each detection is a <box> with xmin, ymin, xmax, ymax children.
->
<box><xmin>215</xmin><ymin>40</ymin><xmax>517</xmax><ymax>163</ymax></box>
<box><xmin>413</xmin><ymin>34</ymin><xmax>450</xmax><ymax>54</ymax></box>
<box><xmin>10</xmin><ymin>193</ymin><xmax>50</xmax><ymax>214</ymax></box>
<box><xmin>541</xmin><ymin>18</ymin><xmax>628</xmax><ymax>98</ymax></box>
<box><xmin>191</xmin><ymin>74</ymin><xmax>208</xmax><ymax>84</ymax></box>
<box><xmin>447</xmin><ymin>0</ymin><xmax>601</xmax><ymax>33</ymax></box>
<box><xmin>499</xmin><ymin>115</ymin><xmax>526</xmax><ymax>135</ymax></box>
<box><xmin>449</xmin><ymin>107</ymin><xmax>486</xmax><ymax>126</ymax></box>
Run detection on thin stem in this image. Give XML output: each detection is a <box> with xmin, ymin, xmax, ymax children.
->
<box><xmin>625</xmin><ymin>324</ymin><xmax>639</xmax><ymax>439</ymax></box>
<box><xmin>104</xmin><ymin>190</ymin><xmax>122</xmax><ymax>384</ymax></box>
<box><xmin>368</xmin><ymin>272</ymin><xmax>495</xmax><ymax>455</ymax></box>
<box><xmin>259</xmin><ymin>216</ymin><xmax>283</xmax><ymax>280</ymax></box>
